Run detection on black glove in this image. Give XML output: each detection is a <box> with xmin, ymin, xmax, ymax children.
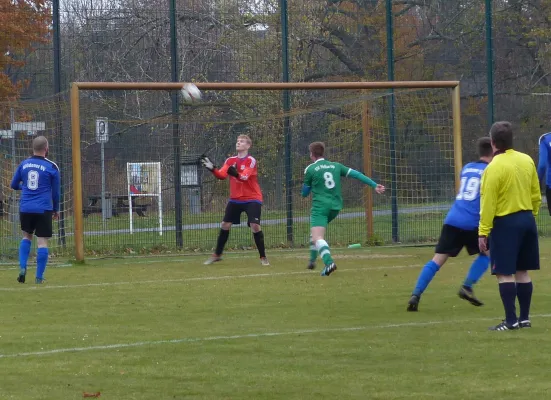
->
<box><xmin>227</xmin><ymin>165</ymin><xmax>239</xmax><ymax>178</ymax></box>
<box><xmin>201</xmin><ymin>155</ymin><xmax>216</xmax><ymax>171</ymax></box>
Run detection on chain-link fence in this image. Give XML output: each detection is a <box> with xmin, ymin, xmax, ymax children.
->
<box><xmin>2</xmin><ymin>0</ymin><xmax>551</xmax><ymax>258</ymax></box>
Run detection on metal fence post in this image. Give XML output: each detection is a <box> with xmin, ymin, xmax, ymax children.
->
<box><xmin>386</xmin><ymin>0</ymin><xmax>399</xmax><ymax>242</ymax></box>
<box><xmin>280</xmin><ymin>0</ymin><xmax>293</xmax><ymax>245</ymax></box>
<box><xmin>169</xmin><ymin>0</ymin><xmax>183</xmax><ymax>247</ymax></box>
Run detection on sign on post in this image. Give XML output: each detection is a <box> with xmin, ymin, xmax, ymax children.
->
<box><xmin>96</xmin><ymin>118</ymin><xmax>109</xmax><ymax>143</ymax></box>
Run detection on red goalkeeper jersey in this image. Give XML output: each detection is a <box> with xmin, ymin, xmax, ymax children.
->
<box><xmin>213</xmin><ymin>155</ymin><xmax>263</xmax><ymax>203</ymax></box>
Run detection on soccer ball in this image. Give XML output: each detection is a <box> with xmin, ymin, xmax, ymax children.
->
<box><xmin>181</xmin><ymin>83</ymin><xmax>202</xmax><ymax>104</ymax></box>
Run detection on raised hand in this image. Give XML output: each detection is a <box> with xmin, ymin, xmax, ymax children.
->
<box><xmin>201</xmin><ymin>155</ymin><xmax>215</xmax><ymax>171</ymax></box>
<box><xmin>227</xmin><ymin>165</ymin><xmax>239</xmax><ymax>178</ymax></box>
<box><xmin>375</xmin><ymin>184</ymin><xmax>385</xmax><ymax>194</ymax></box>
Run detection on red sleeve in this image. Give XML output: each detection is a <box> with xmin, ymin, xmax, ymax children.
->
<box><xmin>238</xmin><ymin>157</ymin><xmax>258</xmax><ymax>181</ymax></box>
<box><xmin>213</xmin><ymin>158</ymin><xmax>230</xmax><ymax>180</ymax></box>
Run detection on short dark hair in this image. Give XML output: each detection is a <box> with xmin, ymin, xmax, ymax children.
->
<box><xmin>477</xmin><ymin>137</ymin><xmax>493</xmax><ymax>158</ymax></box>
<box><xmin>489</xmin><ymin>121</ymin><xmax>513</xmax><ymax>151</ymax></box>
<box><xmin>309</xmin><ymin>142</ymin><xmax>325</xmax><ymax>158</ymax></box>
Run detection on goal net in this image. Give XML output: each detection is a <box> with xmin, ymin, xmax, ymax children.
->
<box><xmin>0</xmin><ymin>94</ymin><xmax>73</xmax><ymax>260</ymax></box>
<box><xmin>0</xmin><ymin>83</ymin><xmax>460</xmax><ymax>260</ymax></box>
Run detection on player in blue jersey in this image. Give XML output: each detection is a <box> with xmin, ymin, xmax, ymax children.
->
<box><xmin>10</xmin><ymin>136</ymin><xmax>60</xmax><ymax>284</ymax></box>
<box><xmin>407</xmin><ymin>137</ymin><xmax>493</xmax><ymax>311</ymax></box>
<box><xmin>537</xmin><ymin>132</ymin><xmax>551</xmax><ymax>215</ymax></box>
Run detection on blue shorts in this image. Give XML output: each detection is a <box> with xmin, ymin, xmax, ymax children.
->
<box><xmin>489</xmin><ymin>211</ymin><xmax>540</xmax><ymax>275</ymax></box>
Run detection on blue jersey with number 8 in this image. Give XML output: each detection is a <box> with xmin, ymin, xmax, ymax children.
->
<box><xmin>444</xmin><ymin>161</ymin><xmax>489</xmax><ymax>230</ymax></box>
<box><xmin>10</xmin><ymin>155</ymin><xmax>60</xmax><ymax>213</ymax></box>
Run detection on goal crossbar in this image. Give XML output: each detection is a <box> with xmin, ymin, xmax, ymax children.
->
<box><xmin>70</xmin><ymin>81</ymin><xmax>462</xmax><ymax>261</ymax></box>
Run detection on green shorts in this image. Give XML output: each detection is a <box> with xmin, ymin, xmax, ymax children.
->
<box><xmin>310</xmin><ymin>209</ymin><xmax>340</xmax><ymax>228</ymax></box>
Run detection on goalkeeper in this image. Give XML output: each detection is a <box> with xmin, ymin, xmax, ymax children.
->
<box><xmin>201</xmin><ymin>135</ymin><xmax>269</xmax><ymax>266</ymax></box>
<box><xmin>302</xmin><ymin>142</ymin><xmax>385</xmax><ymax>276</ymax></box>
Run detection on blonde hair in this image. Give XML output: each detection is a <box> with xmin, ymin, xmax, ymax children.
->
<box><xmin>238</xmin><ymin>135</ymin><xmax>252</xmax><ymax>145</ymax></box>
<box><xmin>33</xmin><ymin>136</ymin><xmax>48</xmax><ymax>153</ymax></box>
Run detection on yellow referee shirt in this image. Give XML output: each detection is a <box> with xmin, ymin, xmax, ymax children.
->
<box><xmin>479</xmin><ymin>149</ymin><xmax>541</xmax><ymax>237</ymax></box>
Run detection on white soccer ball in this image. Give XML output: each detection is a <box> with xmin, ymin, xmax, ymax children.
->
<box><xmin>181</xmin><ymin>83</ymin><xmax>202</xmax><ymax>104</ymax></box>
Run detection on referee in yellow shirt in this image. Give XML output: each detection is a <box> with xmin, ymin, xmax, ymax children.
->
<box><xmin>479</xmin><ymin>121</ymin><xmax>541</xmax><ymax>331</ymax></box>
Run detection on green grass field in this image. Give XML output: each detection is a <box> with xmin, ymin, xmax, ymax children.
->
<box><xmin>2</xmin><ymin>239</ymin><xmax>551</xmax><ymax>399</ymax></box>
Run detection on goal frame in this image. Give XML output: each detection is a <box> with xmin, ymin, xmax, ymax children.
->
<box><xmin>70</xmin><ymin>81</ymin><xmax>462</xmax><ymax>261</ymax></box>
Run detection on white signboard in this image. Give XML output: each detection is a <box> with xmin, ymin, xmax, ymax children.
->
<box><xmin>96</xmin><ymin>118</ymin><xmax>109</xmax><ymax>143</ymax></box>
<box><xmin>2</xmin><ymin>121</ymin><xmax>46</xmax><ymax>137</ymax></box>
<box><xmin>11</xmin><ymin>122</ymin><xmax>45</xmax><ymax>131</ymax></box>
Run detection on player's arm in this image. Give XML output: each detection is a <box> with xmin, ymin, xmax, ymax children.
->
<box><xmin>212</xmin><ymin>161</ymin><xmax>231</xmax><ymax>180</ymax></box>
<box><xmin>478</xmin><ymin>166</ymin><xmax>499</xmax><ymax>237</ymax></box>
<box><xmin>52</xmin><ymin>169</ymin><xmax>61</xmax><ymax>212</ymax></box>
<box><xmin>340</xmin><ymin>164</ymin><xmax>385</xmax><ymax>193</ymax></box>
<box><xmin>10</xmin><ymin>165</ymin><xmax>22</xmax><ymax>190</ymax></box>
<box><xmin>301</xmin><ymin>166</ymin><xmax>313</xmax><ymax>197</ymax></box>
<box><xmin>201</xmin><ymin>155</ymin><xmax>230</xmax><ymax>180</ymax></box>
<box><xmin>531</xmin><ymin>161</ymin><xmax>542</xmax><ymax>216</ymax></box>
<box><xmin>537</xmin><ymin>135</ymin><xmax>549</xmax><ymax>185</ymax></box>
<box><xmin>236</xmin><ymin>157</ymin><xmax>258</xmax><ymax>181</ymax></box>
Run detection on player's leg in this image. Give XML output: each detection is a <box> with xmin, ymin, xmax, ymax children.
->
<box><xmin>407</xmin><ymin>224</ymin><xmax>460</xmax><ymax>311</ymax></box>
<box><xmin>307</xmin><ymin>234</ymin><xmax>317</xmax><ymax>270</ymax></box>
<box><xmin>17</xmin><ymin>213</ymin><xmax>35</xmax><ymax>283</ymax></box>
<box><xmin>205</xmin><ymin>221</ymin><xmax>232</xmax><ymax>264</ymax></box>
<box><xmin>488</xmin><ymin>215</ymin><xmax>521</xmax><ymax>331</ymax></box>
<box><xmin>246</xmin><ymin>203</ymin><xmax>268</xmax><ymax>266</ymax></box>
<box><xmin>204</xmin><ymin>202</ymin><xmax>238</xmax><ymax>265</ymax></box>
<box><xmin>311</xmin><ymin>209</ymin><xmax>337</xmax><ymax>276</ymax></box>
<box><xmin>35</xmin><ymin>237</ymin><xmax>49</xmax><ymax>284</ymax></box>
<box><xmin>458</xmin><ymin>230</ymin><xmax>490</xmax><ymax>306</ymax></box>
<box><xmin>312</xmin><ymin>226</ymin><xmax>335</xmax><ymax>276</ymax></box>
<box><xmin>34</xmin><ymin>211</ymin><xmax>53</xmax><ymax>284</ymax></box>
<box><xmin>515</xmin><ymin>213</ymin><xmax>540</xmax><ymax>328</ymax></box>
<box><xmin>307</xmin><ymin>210</ymin><xmax>324</xmax><ymax>270</ymax></box>
<box><xmin>407</xmin><ymin>253</ymin><xmax>448</xmax><ymax>311</ymax></box>
<box><xmin>307</xmin><ymin>210</ymin><xmax>337</xmax><ymax>270</ymax></box>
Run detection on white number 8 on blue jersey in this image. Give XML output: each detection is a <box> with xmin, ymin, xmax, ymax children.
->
<box><xmin>27</xmin><ymin>170</ymin><xmax>39</xmax><ymax>190</ymax></box>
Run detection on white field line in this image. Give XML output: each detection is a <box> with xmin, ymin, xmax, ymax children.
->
<box><xmin>0</xmin><ymin>263</ymin><xmax>73</xmax><ymax>272</ymax></box>
<box><xmin>0</xmin><ymin>252</ymin><xmax>414</xmax><ymax>270</ymax></box>
<box><xmin>0</xmin><ymin>263</ymin><xmax>444</xmax><ymax>292</ymax></box>
<box><xmin>2</xmin><ymin>313</ymin><xmax>551</xmax><ymax>359</ymax></box>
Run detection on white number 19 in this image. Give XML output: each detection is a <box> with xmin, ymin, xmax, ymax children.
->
<box><xmin>456</xmin><ymin>176</ymin><xmax>480</xmax><ymax>201</ymax></box>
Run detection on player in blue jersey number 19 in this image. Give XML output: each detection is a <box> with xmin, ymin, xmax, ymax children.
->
<box><xmin>407</xmin><ymin>137</ymin><xmax>494</xmax><ymax>311</ymax></box>
<box><xmin>302</xmin><ymin>142</ymin><xmax>385</xmax><ymax>276</ymax></box>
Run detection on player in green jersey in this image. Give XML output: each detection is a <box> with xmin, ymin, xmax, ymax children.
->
<box><xmin>302</xmin><ymin>142</ymin><xmax>385</xmax><ymax>276</ymax></box>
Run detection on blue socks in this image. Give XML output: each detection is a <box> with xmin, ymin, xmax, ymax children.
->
<box><xmin>412</xmin><ymin>260</ymin><xmax>440</xmax><ymax>296</ymax></box>
<box><xmin>463</xmin><ymin>254</ymin><xmax>490</xmax><ymax>288</ymax></box>
<box><xmin>19</xmin><ymin>239</ymin><xmax>32</xmax><ymax>275</ymax></box>
<box><xmin>36</xmin><ymin>247</ymin><xmax>49</xmax><ymax>280</ymax></box>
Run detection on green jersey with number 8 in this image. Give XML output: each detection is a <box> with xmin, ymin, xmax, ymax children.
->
<box><xmin>303</xmin><ymin>159</ymin><xmax>351</xmax><ymax>211</ymax></box>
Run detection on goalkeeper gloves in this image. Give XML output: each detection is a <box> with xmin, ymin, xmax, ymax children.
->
<box><xmin>227</xmin><ymin>165</ymin><xmax>239</xmax><ymax>178</ymax></box>
<box><xmin>201</xmin><ymin>155</ymin><xmax>215</xmax><ymax>171</ymax></box>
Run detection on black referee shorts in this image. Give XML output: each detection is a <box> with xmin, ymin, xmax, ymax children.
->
<box><xmin>20</xmin><ymin>211</ymin><xmax>53</xmax><ymax>238</ymax></box>
<box><xmin>223</xmin><ymin>201</ymin><xmax>262</xmax><ymax>226</ymax></box>
<box><xmin>435</xmin><ymin>224</ymin><xmax>481</xmax><ymax>257</ymax></box>
<box><xmin>490</xmin><ymin>211</ymin><xmax>540</xmax><ymax>275</ymax></box>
